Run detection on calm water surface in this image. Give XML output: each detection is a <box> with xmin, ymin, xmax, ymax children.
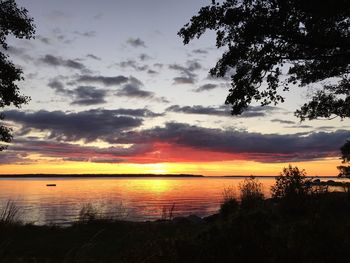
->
<box><xmin>0</xmin><ymin>177</ymin><xmax>328</xmax><ymax>225</ymax></box>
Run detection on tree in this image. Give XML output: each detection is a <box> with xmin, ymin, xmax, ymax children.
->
<box><xmin>0</xmin><ymin>0</ymin><xmax>35</xmax><ymax>150</ymax></box>
<box><xmin>271</xmin><ymin>165</ymin><xmax>312</xmax><ymax>199</ymax></box>
<box><xmin>178</xmin><ymin>0</ymin><xmax>350</xmax><ymax>120</ymax></box>
<box><xmin>337</xmin><ymin>140</ymin><xmax>350</xmax><ymax>177</ymax></box>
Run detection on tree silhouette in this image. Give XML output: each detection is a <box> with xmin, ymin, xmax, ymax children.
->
<box><xmin>0</xmin><ymin>0</ymin><xmax>35</xmax><ymax>150</ymax></box>
<box><xmin>338</xmin><ymin>140</ymin><xmax>350</xmax><ymax>177</ymax></box>
<box><xmin>178</xmin><ymin>0</ymin><xmax>350</xmax><ymax>121</ymax></box>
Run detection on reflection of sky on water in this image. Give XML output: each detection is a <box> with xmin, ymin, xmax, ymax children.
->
<box><xmin>0</xmin><ymin>177</ymin><xmax>289</xmax><ymax>225</ymax></box>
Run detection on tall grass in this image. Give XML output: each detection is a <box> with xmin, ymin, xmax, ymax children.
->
<box><xmin>0</xmin><ymin>200</ymin><xmax>21</xmax><ymax>225</ymax></box>
<box><xmin>161</xmin><ymin>203</ymin><xmax>176</xmax><ymax>220</ymax></box>
<box><xmin>77</xmin><ymin>202</ymin><xmax>128</xmax><ymax>223</ymax></box>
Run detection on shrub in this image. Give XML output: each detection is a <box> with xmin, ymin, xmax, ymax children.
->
<box><xmin>220</xmin><ymin>187</ymin><xmax>239</xmax><ymax>218</ymax></box>
<box><xmin>239</xmin><ymin>176</ymin><xmax>264</xmax><ymax>209</ymax></box>
<box><xmin>271</xmin><ymin>165</ymin><xmax>312</xmax><ymax>200</ymax></box>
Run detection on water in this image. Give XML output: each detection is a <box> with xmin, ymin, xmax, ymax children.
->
<box><xmin>0</xmin><ymin>176</ymin><xmax>335</xmax><ymax>225</ymax></box>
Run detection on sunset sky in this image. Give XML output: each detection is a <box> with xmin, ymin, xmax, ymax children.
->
<box><xmin>1</xmin><ymin>0</ymin><xmax>349</xmax><ymax>176</ymax></box>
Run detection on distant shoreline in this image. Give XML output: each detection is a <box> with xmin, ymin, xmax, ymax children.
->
<box><xmin>0</xmin><ymin>174</ymin><xmax>339</xmax><ymax>178</ymax></box>
<box><xmin>0</xmin><ymin>173</ymin><xmax>204</xmax><ymax>178</ymax></box>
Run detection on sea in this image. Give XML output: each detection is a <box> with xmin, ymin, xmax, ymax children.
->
<box><xmin>0</xmin><ymin>176</ymin><xmax>341</xmax><ymax>225</ymax></box>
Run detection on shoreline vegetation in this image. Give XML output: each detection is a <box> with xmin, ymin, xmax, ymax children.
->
<box><xmin>0</xmin><ymin>173</ymin><xmax>205</xmax><ymax>178</ymax></box>
<box><xmin>1</xmin><ymin>166</ymin><xmax>350</xmax><ymax>262</ymax></box>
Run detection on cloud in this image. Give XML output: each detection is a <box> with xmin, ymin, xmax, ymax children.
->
<box><xmin>139</xmin><ymin>53</ymin><xmax>151</xmax><ymax>61</ymax></box>
<box><xmin>147</xmin><ymin>69</ymin><xmax>158</xmax><ymax>75</ymax></box>
<box><xmin>126</xmin><ymin>37</ymin><xmax>146</xmax><ymax>48</ymax></box>
<box><xmin>76</xmin><ymin>74</ymin><xmax>129</xmax><ymax>86</ymax></box>
<box><xmin>70</xmin><ymin>86</ymin><xmax>108</xmax><ymax>105</ymax></box>
<box><xmin>173</xmin><ymin>77</ymin><xmax>195</xmax><ymax>85</ymax></box>
<box><xmin>271</xmin><ymin>119</ymin><xmax>296</xmax><ymax>125</ymax></box>
<box><xmin>48</xmin><ymin>79</ymin><xmax>108</xmax><ymax>105</ymax></box>
<box><xmin>105</xmin><ymin>108</ymin><xmax>163</xmax><ymax>118</ymax></box>
<box><xmin>192</xmin><ymin>49</ymin><xmax>208</xmax><ymax>54</ymax></box>
<box><xmin>3</xmin><ymin>138</ymin><xmax>155</xmax><ymax>164</ymax></box>
<box><xmin>193</xmin><ymin>83</ymin><xmax>218</xmax><ymax>92</ymax></box>
<box><xmin>118</xmin><ymin>59</ymin><xmax>148</xmax><ymax>71</ymax></box>
<box><xmin>86</xmin><ymin>54</ymin><xmax>101</xmax><ymax>60</ymax></box>
<box><xmin>114</xmin><ymin>122</ymin><xmax>350</xmax><ymax>162</ymax></box>
<box><xmin>116</xmin><ymin>84</ymin><xmax>154</xmax><ymax>98</ymax></box>
<box><xmin>4</xmin><ymin>109</ymin><xmax>143</xmax><ymax>143</ymax></box>
<box><xmin>3</xmin><ymin>118</ymin><xmax>349</xmax><ymax>164</ymax></box>
<box><xmin>37</xmin><ymin>35</ymin><xmax>51</xmax><ymax>44</ymax></box>
<box><xmin>166</xmin><ymin>105</ymin><xmax>229</xmax><ymax>117</ymax></box>
<box><xmin>74</xmin><ymin>30</ymin><xmax>96</xmax><ymax>37</ymax></box>
<box><xmin>115</xmin><ymin>78</ymin><xmax>169</xmax><ymax>103</ymax></box>
<box><xmin>166</xmin><ymin>105</ymin><xmax>274</xmax><ymax>118</ymax></box>
<box><xmin>40</xmin><ymin>55</ymin><xmax>87</xmax><ymax>71</ymax></box>
<box><xmin>169</xmin><ymin>60</ymin><xmax>202</xmax><ymax>84</ymax></box>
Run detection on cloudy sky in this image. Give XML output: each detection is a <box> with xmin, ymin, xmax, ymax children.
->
<box><xmin>1</xmin><ymin>0</ymin><xmax>349</xmax><ymax>176</ymax></box>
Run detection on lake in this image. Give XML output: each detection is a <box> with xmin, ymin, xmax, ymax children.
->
<box><xmin>0</xmin><ymin>176</ymin><xmax>334</xmax><ymax>225</ymax></box>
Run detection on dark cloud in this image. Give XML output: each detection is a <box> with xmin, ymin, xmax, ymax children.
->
<box><xmin>48</xmin><ymin>79</ymin><xmax>65</xmax><ymax>92</ymax></box>
<box><xmin>147</xmin><ymin>69</ymin><xmax>158</xmax><ymax>75</ymax></box>
<box><xmin>173</xmin><ymin>77</ymin><xmax>195</xmax><ymax>85</ymax></box>
<box><xmin>169</xmin><ymin>60</ymin><xmax>202</xmax><ymax>84</ymax></box>
<box><xmin>40</xmin><ymin>55</ymin><xmax>87</xmax><ymax>71</ymax></box>
<box><xmin>193</xmin><ymin>83</ymin><xmax>218</xmax><ymax>92</ymax></box>
<box><xmin>166</xmin><ymin>105</ymin><xmax>229</xmax><ymax>117</ymax></box>
<box><xmin>0</xmin><ymin>151</ymin><xmax>33</xmax><ymax>165</ymax></box>
<box><xmin>76</xmin><ymin>74</ymin><xmax>129</xmax><ymax>86</ymax></box>
<box><xmin>126</xmin><ymin>37</ymin><xmax>146</xmax><ymax>48</ymax></box>
<box><xmin>118</xmin><ymin>59</ymin><xmax>148</xmax><ymax>71</ymax></box>
<box><xmin>116</xmin><ymin>84</ymin><xmax>154</xmax><ymax>98</ymax></box>
<box><xmin>115</xmin><ymin>79</ymin><xmax>169</xmax><ymax>103</ymax></box>
<box><xmin>4</xmin><ymin>109</ymin><xmax>143</xmax><ymax>142</ymax></box>
<box><xmin>37</xmin><ymin>35</ymin><xmax>51</xmax><ymax>44</ymax></box>
<box><xmin>271</xmin><ymin>119</ymin><xmax>296</xmax><ymax>125</ymax></box>
<box><xmin>48</xmin><ymin>79</ymin><xmax>108</xmax><ymax>105</ymax></box>
<box><xmin>114</xmin><ymin>123</ymin><xmax>350</xmax><ymax>162</ymax></box>
<box><xmin>106</xmin><ymin>108</ymin><xmax>163</xmax><ymax>118</ymax></box>
<box><xmin>3</xmin><ymin>46</ymin><xmax>33</xmax><ymax>61</ymax></box>
<box><xmin>70</xmin><ymin>86</ymin><xmax>107</xmax><ymax>106</ymax></box>
<box><xmin>4</xmin><ymin>139</ymin><xmax>154</xmax><ymax>164</ymax></box>
<box><xmin>139</xmin><ymin>53</ymin><xmax>151</xmax><ymax>61</ymax></box>
<box><xmin>86</xmin><ymin>54</ymin><xmax>101</xmax><ymax>60</ymax></box>
<box><xmin>166</xmin><ymin>105</ymin><xmax>274</xmax><ymax>118</ymax></box>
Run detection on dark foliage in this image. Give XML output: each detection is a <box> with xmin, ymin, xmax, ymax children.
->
<box><xmin>271</xmin><ymin>165</ymin><xmax>312</xmax><ymax>199</ymax></box>
<box><xmin>0</xmin><ymin>0</ymin><xmax>35</xmax><ymax>150</ymax></box>
<box><xmin>178</xmin><ymin>0</ymin><xmax>350</xmax><ymax>120</ymax></box>
<box><xmin>239</xmin><ymin>176</ymin><xmax>264</xmax><ymax>209</ymax></box>
<box><xmin>338</xmin><ymin>140</ymin><xmax>350</xmax><ymax>177</ymax></box>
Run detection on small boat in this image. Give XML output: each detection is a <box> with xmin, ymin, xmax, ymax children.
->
<box><xmin>46</xmin><ymin>184</ymin><xmax>56</xmax><ymax>187</ymax></box>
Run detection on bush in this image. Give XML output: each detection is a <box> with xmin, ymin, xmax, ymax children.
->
<box><xmin>271</xmin><ymin>165</ymin><xmax>312</xmax><ymax>200</ymax></box>
<box><xmin>220</xmin><ymin>187</ymin><xmax>239</xmax><ymax>218</ymax></box>
<box><xmin>239</xmin><ymin>176</ymin><xmax>264</xmax><ymax>209</ymax></box>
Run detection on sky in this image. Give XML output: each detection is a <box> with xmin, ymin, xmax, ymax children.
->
<box><xmin>0</xmin><ymin>0</ymin><xmax>349</xmax><ymax>176</ymax></box>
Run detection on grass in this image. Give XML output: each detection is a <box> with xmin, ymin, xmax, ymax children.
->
<box><xmin>0</xmin><ymin>200</ymin><xmax>21</xmax><ymax>225</ymax></box>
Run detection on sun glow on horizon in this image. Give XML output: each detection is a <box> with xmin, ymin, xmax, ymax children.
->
<box><xmin>0</xmin><ymin>157</ymin><xmax>341</xmax><ymax>177</ymax></box>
